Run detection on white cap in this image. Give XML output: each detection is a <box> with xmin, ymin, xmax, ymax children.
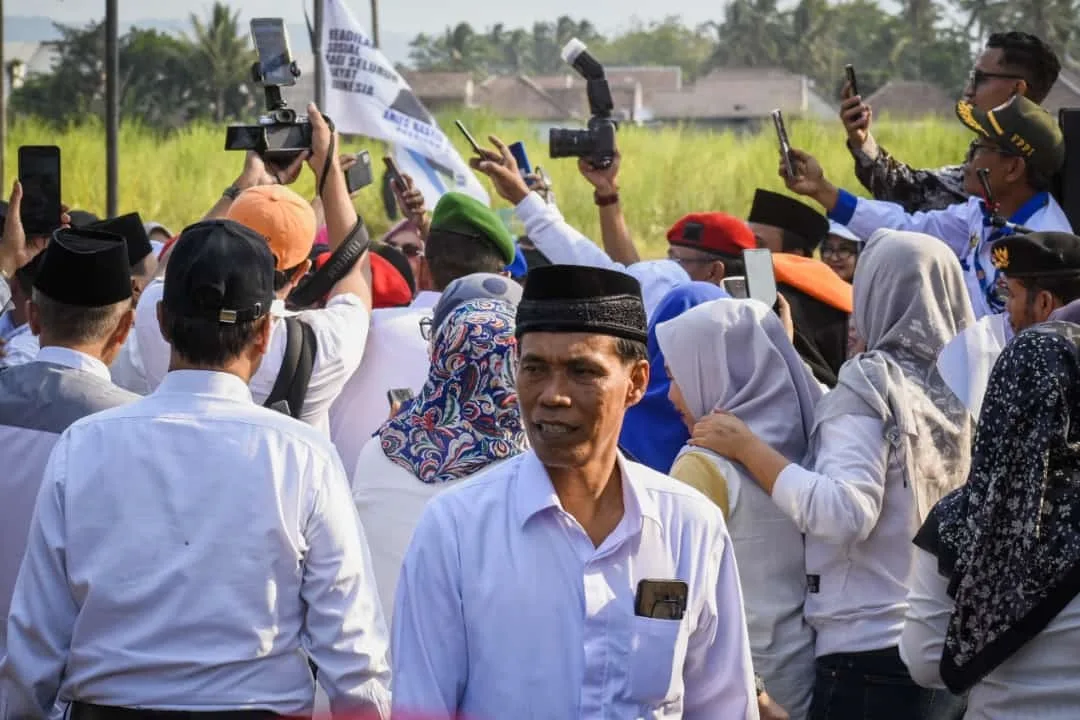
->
<box><xmin>827</xmin><ymin>220</ymin><xmax>861</xmax><ymax>244</ymax></box>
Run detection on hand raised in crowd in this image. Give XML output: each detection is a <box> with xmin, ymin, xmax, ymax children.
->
<box><xmin>758</xmin><ymin>691</ymin><xmax>791</xmax><ymax>720</ymax></box>
<box><xmin>688</xmin><ymin>410</ymin><xmax>755</xmax><ymax>463</ymax></box>
<box><xmin>524</xmin><ymin>167</ymin><xmax>554</xmax><ymax>203</ymax></box>
<box><xmin>0</xmin><ymin>181</ymin><xmax>57</xmax><ymax>279</ymax></box>
<box><xmin>469</xmin><ymin>135</ymin><xmax>531</xmax><ymax>205</ymax></box>
<box><xmin>236</xmin><ymin>150</ymin><xmax>308</xmax><ymax>190</ymax></box>
<box><xmin>392</xmin><ymin>172</ymin><xmax>431</xmax><ymax>239</ymax></box>
<box><xmin>305</xmin><ymin>102</ymin><xmax>340</xmax><ymax>191</ymax></box>
<box><xmin>839</xmin><ymin>79</ymin><xmax>873</xmax><ymax>149</ymax></box>
<box><xmin>578</xmin><ymin>151</ymin><xmax>621</xmax><ymax>197</ymax></box>
<box><xmin>776</xmin><ymin>292</ymin><xmax>795</xmax><ymax>343</ymax></box>
<box><xmin>779</xmin><ymin>148</ymin><xmax>839</xmax><ymax>210</ymax></box>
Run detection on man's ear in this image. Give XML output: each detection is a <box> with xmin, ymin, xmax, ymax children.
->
<box><xmin>27</xmin><ymin>299</ymin><xmax>42</xmax><ymax>337</ymax></box>
<box><xmin>252</xmin><ymin>314</ymin><xmax>274</xmax><ymax>356</ymax></box>
<box><xmin>156</xmin><ymin>301</ymin><xmax>171</xmax><ymax>344</ymax></box>
<box><xmin>626</xmin><ymin>358</ymin><xmax>650</xmax><ymax>408</ymax></box>
<box><xmin>110</xmin><ymin>305</ymin><xmax>136</xmax><ymax>351</ymax></box>
<box><xmin>1005</xmin><ymin>156</ymin><xmax>1027</xmax><ymax>185</ymax></box>
<box><xmin>1036</xmin><ymin>289</ymin><xmax>1061</xmax><ymax>322</ymax></box>
<box><xmin>709</xmin><ymin>259</ymin><xmax>727</xmax><ymax>282</ymax></box>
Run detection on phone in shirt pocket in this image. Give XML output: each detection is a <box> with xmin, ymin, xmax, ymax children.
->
<box><xmin>628</xmin><ymin>580</ymin><xmax>690</xmax><ymax>706</ymax></box>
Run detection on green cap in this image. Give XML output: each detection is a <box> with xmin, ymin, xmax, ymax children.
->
<box><xmin>956</xmin><ymin>95</ymin><xmax>1065</xmax><ymax>178</ymax></box>
<box><xmin>430</xmin><ymin>192</ymin><xmax>516</xmax><ymax>264</ymax></box>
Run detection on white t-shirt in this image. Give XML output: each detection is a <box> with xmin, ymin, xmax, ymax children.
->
<box><xmin>329</xmin><ymin>292</ymin><xmax>438</xmax><ymax>475</ymax></box>
<box><xmin>112</xmin><ymin>279</ymin><xmax>370</xmax><ymax>433</ymax></box>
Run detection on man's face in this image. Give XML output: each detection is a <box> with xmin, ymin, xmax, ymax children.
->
<box><xmin>517</xmin><ymin>332</ymin><xmax>648</xmax><ymax>470</ymax></box>
<box><xmin>749</xmin><ymin>222</ymin><xmax>785</xmax><ymax>254</ymax></box>
<box><xmin>384</xmin><ymin>226</ymin><xmax>425</xmax><ymax>285</ymax></box>
<box><xmin>963</xmin><ymin>48</ymin><xmax>1028</xmax><ymax>110</ymax></box>
<box><xmin>962</xmin><ymin>140</ymin><xmax>1020</xmax><ymax>196</ymax></box>
<box><xmin>666</xmin><ymin>245</ymin><xmax>723</xmax><ymax>284</ymax></box>
<box><xmin>1003</xmin><ymin>276</ymin><xmax>1058</xmax><ymax>333</ymax></box>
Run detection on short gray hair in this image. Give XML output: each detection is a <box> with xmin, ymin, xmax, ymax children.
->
<box><xmin>31</xmin><ymin>288</ymin><xmax>131</xmax><ymax>345</ymax></box>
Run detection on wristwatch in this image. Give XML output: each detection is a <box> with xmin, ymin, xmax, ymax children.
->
<box><xmin>222</xmin><ymin>184</ymin><xmax>242</xmax><ymax>201</ymax></box>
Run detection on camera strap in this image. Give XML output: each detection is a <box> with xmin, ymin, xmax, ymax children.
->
<box><xmin>316</xmin><ymin>114</ymin><xmax>337</xmax><ymax>199</ymax></box>
<box><xmin>287</xmin><ymin>219</ymin><xmax>372</xmax><ymax>309</ymax></box>
<box><xmin>264</xmin><ymin>315</ymin><xmax>317</xmax><ymax>420</ymax></box>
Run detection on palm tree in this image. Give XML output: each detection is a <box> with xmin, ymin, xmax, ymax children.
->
<box><xmin>187</xmin><ymin>2</ymin><xmax>254</xmax><ymax>122</ymax></box>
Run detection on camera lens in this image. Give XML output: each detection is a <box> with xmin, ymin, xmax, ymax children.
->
<box><xmin>548</xmin><ymin>128</ymin><xmax>596</xmax><ymax>159</ymax></box>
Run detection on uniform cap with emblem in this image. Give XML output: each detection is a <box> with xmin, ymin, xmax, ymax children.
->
<box><xmin>956</xmin><ymin>95</ymin><xmax>1066</xmax><ymax>178</ymax></box>
<box><xmin>429</xmin><ymin>192</ymin><xmax>516</xmax><ymax>265</ymax></box>
<box><xmin>747</xmin><ymin>189</ymin><xmax>830</xmax><ymax>248</ymax></box>
<box><xmin>515</xmin><ymin>264</ymin><xmax>647</xmax><ymax>344</ymax></box>
<box><xmin>89</xmin><ymin>212</ymin><xmax>154</xmax><ymax>268</ymax></box>
<box><xmin>33</xmin><ymin>227</ymin><xmax>132</xmax><ymax>306</ymax></box>
<box><xmin>163</xmin><ymin>219</ymin><xmax>275</xmax><ymax>324</ymax></box>
<box><xmin>666</xmin><ymin>212</ymin><xmax>756</xmax><ymax>255</ymax></box>
<box><xmin>991</xmin><ymin>231</ymin><xmax>1080</xmax><ymax>278</ymax></box>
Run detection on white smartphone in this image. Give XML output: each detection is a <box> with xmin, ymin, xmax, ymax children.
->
<box><xmin>743</xmin><ymin>249</ymin><xmax>778</xmax><ymax>308</ymax></box>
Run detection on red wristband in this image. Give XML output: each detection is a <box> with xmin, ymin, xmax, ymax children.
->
<box><xmin>594</xmin><ymin>192</ymin><xmax>620</xmax><ymax>207</ymax></box>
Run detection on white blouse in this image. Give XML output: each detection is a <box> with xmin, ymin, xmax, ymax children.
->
<box><xmin>901</xmin><ymin>547</ymin><xmax>1080</xmax><ymax>719</ymax></box>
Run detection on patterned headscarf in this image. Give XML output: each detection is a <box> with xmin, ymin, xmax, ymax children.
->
<box><xmin>813</xmin><ymin>229</ymin><xmax>974</xmax><ymax>519</ymax></box>
<box><xmin>914</xmin><ymin>322</ymin><xmax>1080</xmax><ymax>694</ymax></box>
<box><xmin>378</xmin><ymin>298</ymin><xmax>527</xmax><ymax>484</ymax></box>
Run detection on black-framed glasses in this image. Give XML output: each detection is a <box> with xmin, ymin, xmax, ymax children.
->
<box><xmin>821</xmin><ymin>244</ymin><xmax>858</xmax><ymax>260</ymax></box>
<box><xmin>965</xmin><ymin>139</ymin><xmax>1022</xmax><ymax>162</ymax></box>
<box><xmin>966</xmin><ymin>68</ymin><xmax>1026</xmax><ymax>90</ymax></box>
<box><xmin>419</xmin><ymin>317</ymin><xmax>433</xmax><ymax>340</ymax></box>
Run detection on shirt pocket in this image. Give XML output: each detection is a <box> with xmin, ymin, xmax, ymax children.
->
<box><xmin>627</xmin><ymin>615</ymin><xmax>688</xmax><ymax>706</ymax></box>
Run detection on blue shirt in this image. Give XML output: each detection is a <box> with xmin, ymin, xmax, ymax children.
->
<box><xmin>390</xmin><ymin>450</ymin><xmax>758</xmax><ymax>719</ymax></box>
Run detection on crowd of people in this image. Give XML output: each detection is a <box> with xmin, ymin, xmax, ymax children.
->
<box><xmin>1</xmin><ymin>26</ymin><xmax>1079</xmax><ymax>720</ymax></box>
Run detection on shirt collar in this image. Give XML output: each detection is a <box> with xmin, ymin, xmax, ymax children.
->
<box><xmin>410</xmin><ymin>291</ymin><xmax>441</xmax><ymax>310</ymax></box>
<box><xmin>35</xmin><ymin>346</ymin><xmax>111</xmax><ymax>381</ymax></box>
<box><xmin>514</xmin><ymin>450</ymin><xmax>662</xmax><ymax>530</ymax></box>
<box><xmin>156</xmin><ymin>369</ymin><xmax>254</xmax><ymax>403</ymax></box>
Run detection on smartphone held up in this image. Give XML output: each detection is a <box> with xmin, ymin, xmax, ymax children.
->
<box><xmin>18</xmin><ymin>145</ymin><xmax>62</xmax><ymax>238</ymax></box>
<box><xmin>772</xmin><ymin>109</ymin><xmax>796</xmax><ymax>180</ymax></box>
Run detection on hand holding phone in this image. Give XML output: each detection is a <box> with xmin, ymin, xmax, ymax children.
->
<box><xmin>18</xmin><ymin>146</ymin><xmax>62</xmax><ymax>238</ymax></box>
<box><xmin>383</xmin><ymin>156</ymin><xmax>405</xmax><ymax>193</ymax></box>
<box><xmin>771</xmin><ymin>110</ymin><xmax>795</xmax><ymax>180</ymax></box>
<box><xmin>344</xmin><ymin>151</ymin><xmax>373</xmax><ymax>195</ymax></box>
<box><xmin>743</xmin><ymin>249</ymin><xmax>778</xmax><ymax>309</ymax></box>
<box><xmin>509</xmin><ymin>141</ymin><xmax>532</xmax><ymax>177</ymax></box>
<box><xmin>844</xmin><ymin>64</ymin><xmax>859</xmax><ymax>98</ymax></box>
<box><xmin>455</xmin><ymin>120</ymin><xmax>485</xmax><ymax>157</ymax></box>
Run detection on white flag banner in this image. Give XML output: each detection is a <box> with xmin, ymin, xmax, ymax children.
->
<box><xmin>319</xmin><ymin>0</ymin><xmax>489</xmax><ymax>205</ymax></box>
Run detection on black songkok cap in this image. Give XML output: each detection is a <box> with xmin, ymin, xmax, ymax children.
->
<box><xmin>90</xmin><ymin>212</ymin><xmax>154</xmax><ymax>267</ymax></box>
<box><xmin>515</xmin><ymin>264</ymin><xmax>647</xmax><ymax>344</ymax></box>
<box><xmin>164</xmin><ymin>219</ymin><xmax>275</xmax><ymax>324</ymax></box>
<box><xmin>748</xmin><ymin>189</ymin><xmax>829</xmax><ymax>248</ymax></box>
<box><xmin>991</xmin><ymin>231</ymin><xmax>1080</xmax><ymax>278</ymax></box>
<box><xmin>33</xmin><ymin>227</ymin><xmax>132</xmax><ymax>307</ymax></box>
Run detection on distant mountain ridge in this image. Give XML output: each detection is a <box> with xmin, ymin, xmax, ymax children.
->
<box><xmin>3</xmin><ymin>15</ymin><xmax>412</xmax><ymax>65</ymax></box>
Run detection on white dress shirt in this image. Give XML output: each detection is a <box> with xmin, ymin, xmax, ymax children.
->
<box><xmin>0</xmin><ymin>370</ymin><xmax>391</xmax><ymax>719</ymax></box>
<box><xmin>0</xmin><ymin>323</ymin><xmax>39</xmax><ymax>368</ymax></box>
<box><xmin>830</xmin><ymin>191</ymin><xmax>1072</xmax><ymax>318</ymax></box>
<box><xmin>901</xmin><ymin>547</ymin><xmax>1080</xmax><ymax>719</ymax></box>
<box><xmin>330</xmin><ymin>291</ymin><xmax>438</xmax><ymax>475</ymax></box>
<box><xmin>514</xmin><ymin>192</ymin><xmax>690</xmax><ymax>318</ymax></box>
<box><xmin>391</xmin><ymin>450</ymin><xmax>759</xmax><ymax>719</ymax></box>
<box><xmin>0</xmin><ymin>347</ymin><xmax>137</xmax><ymax>718</ymax></box>
<box><xmin>113</xmin><ymin>279</ymin><xmax>370</xmax><ymax>432</ymax></box>
<box><xmin>772</xmin><ymin>414</ymin><xmax>917</xmax><ymax>657</ymax></box>
<box><xmin>350</xmin><ymin>435</ymin><xmax>472</xmax><ymax>627</ymax></box>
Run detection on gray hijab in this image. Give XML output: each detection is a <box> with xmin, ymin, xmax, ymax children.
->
<box><xmin>814</xmin><ymin>229</ymin><xmax>975</xmax><ymax>520</ymax></box>
<box><xmin>657</xmin><ymin>298</ymin><xmax>824</xmax><ymax>464</ymax></box>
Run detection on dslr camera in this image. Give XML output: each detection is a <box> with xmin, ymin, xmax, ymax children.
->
<box><xmin>225</xmin><ymin>18</ymin><xmax>319</xmax><ymax>165</ymax></box>
<box><xmin>548</xmin><ymin>39</ymin><xmax>617</xmax><ymax>169</ymax></box>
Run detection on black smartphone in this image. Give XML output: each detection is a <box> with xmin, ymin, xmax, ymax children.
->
<box><xmin>18</xmin><ymin>145</ymin><xmax>62</xmax><ymax>238</ymax></box>
<box><xmin>721</xmin><ymin>275</ymin><xmax>748</xmax><ymax>299</ymax></box>
<box><xmin>743</xmin><ymin>248</ymin><xmax>778</xmax><ymax>308</ymax></box>
<box><xmin>845</xmin><ymin>64</ymin><xmax>859</xmax><ymax>97</ymax></box>
<box><xmin>345</xmin><ymin>150</ymin><xmax>373</xmax><ymax>195</ymax></box>
<box><xmin>454</xmin><ymin>120</ymin><xmax>485</xmax><ymax>157</ymax></box>
<box><xmin>634</xmin><ymin>579</ymin><xmax>688</xmax><ymax>620</ymax></box>
<box><xmin>250</xmin><ymin>18</ymin><xmax>296</xmax><ymax>87</ymax></box>
<box><xmin>383</xmin><ymin>155</ymin><xmax>405</xmax><ymax>191</ymax></box>
<box><xmin>772</xmin><ymin>109</ymin><xmax>795</xmax><ymax>179</ymax></box>
<box><xmin>387</xmin><ymin>388</ymin><xmax>415</xmax><ymax>408</ymax></box>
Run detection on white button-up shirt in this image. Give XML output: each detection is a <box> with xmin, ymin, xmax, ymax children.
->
<box><xmin>391</xmin><ymin>450</ymin><xmax>759</xmax><ymax>719</ymax></box>
<box><xmin>0</xmin><ymin>370</ymin><xmax>391</xmax><ymax>719</ymax></box>
<box><xmin>112</xmin><ymin>280</ymin><xmax>370</xmax><ymax>432</ymax></box>
<box><xmin>330</xmin><ymin>291</ymin><xmax>439</xmax><ymax>475</ymax></box>
<box><xmin>0</xmin><ymin>322</ymin><xmax>39</xmax><ymax>368</ymax></box>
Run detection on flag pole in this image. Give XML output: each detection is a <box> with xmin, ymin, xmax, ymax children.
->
<box><xmin>313</xmin><ymin>0</ymin><xmax>324</xmax><ymax>108</ymax></box>
<box><xmin>105</xmin><ymin>0</ymin><xmax>119</xmax><ymax>217</ymax></box>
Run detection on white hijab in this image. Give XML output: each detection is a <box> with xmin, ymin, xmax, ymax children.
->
<box><xmin>656</xmin><ymin>298</ymin><xmax>824</xmax><ymax>464</ymax></box>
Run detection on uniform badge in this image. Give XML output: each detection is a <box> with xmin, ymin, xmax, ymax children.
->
<box><xmin>992</xmin><ymin>246</ymin><xmax>1009</xmax><ymax>270</ymax></box>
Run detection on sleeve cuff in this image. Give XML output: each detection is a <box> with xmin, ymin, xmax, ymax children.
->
<box><xmin>514</xmin><ymin>191</ymin><xmax>547</xmax><ymax>224</ymax></box>
<box><xmin>771</xmin><ymin>463</ymin><xmax>810</xmax><ymax>524</ymax></box>
<box><xmin>827</xmin><ymin>189</ymin><xmax>859</xmax><ymax>225</ymax></box>
<box><xmin>849</xmin><ymin>134</ymin><xmax>881</xmax><ymax>165</ymax></box>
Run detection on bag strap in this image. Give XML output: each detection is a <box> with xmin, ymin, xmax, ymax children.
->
<box><xmin>265</xmin><ymin>316</ymin><xmax>317</xmax><ymax>419</ymax></box>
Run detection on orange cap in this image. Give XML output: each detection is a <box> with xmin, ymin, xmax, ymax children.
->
<box><xmin>226</xmin><ymin>185</ymin><xmax>316</xmax><ymax>271</ymax></box>
<box><xmin>772</xmin><ymin>253</ymin><xmax>853</xmax><ymax>313</ymax></box>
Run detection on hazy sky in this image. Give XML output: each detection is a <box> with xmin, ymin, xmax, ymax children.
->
<box><xmin>8</xmin><ymin>0</ymin><xmax>722</xmax><ymax>36</ymax></box>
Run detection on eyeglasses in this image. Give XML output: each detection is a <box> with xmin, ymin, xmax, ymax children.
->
<box><xmin>666</xmin><ymin>252</ymin><xmax>714</xmax><ymax>266</ymax></box>
<box><xmin>389</xmin><ymin>243</ymin><xmax>424</xmax><ymax>258</ymax></box>
<box><xmin>966</xmin><ymin>68</ymin><xmax>1026</xmax><ymax>90</ymax></box>
<box><xmin>965</xmin><ymin>139</ymin><xmax>1022</xmax><ymax>162</ymax></box>
<box><xmin>419</xmin><ymin>317</ymin><xmax>433</xmax><ymax>341</ymax></box>
<box><xmin>821</xmin><ymin>244</ymin><xmax>858</xmax><ymax>260</ymax></box>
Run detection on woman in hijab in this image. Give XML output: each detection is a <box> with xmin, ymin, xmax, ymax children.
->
<box><xmin>902</xmin><ymin>323</ymin><xmax>1080</xmax><ymax>718</ymax></box>
<box><xmin>350</xmin><ymin>298</ymin><xmax>527</xmax><ymax>624</ymax></box>
<box><xmin>657</xmin><ymin>298</ymin><xmax>822</xmax><ymax>720</ymax></box>
<box><xmin>689</xmin><ymin>229</ymin><xmax>973</xmax><ymax>720</ymax></box>
<box><xmin>619</xmin><ymin>282</ymin><xmax>728</xmax><ymax>471</ymax></box>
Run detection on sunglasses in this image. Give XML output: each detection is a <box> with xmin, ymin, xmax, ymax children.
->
<box><xmin>966</xmin><ymin>68</ymin><xmax>1026</xmax><ymax>90</ymax></box>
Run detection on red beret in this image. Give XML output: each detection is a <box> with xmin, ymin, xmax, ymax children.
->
<box><xmin>309</xmin><ymin>249</ymin><xmax>412</xmax><ymax>309</ymax></box>
<box><xmin>667</xmin><ymin>213</ymin><xmax>756</xmax><ymax>256</ymax></box>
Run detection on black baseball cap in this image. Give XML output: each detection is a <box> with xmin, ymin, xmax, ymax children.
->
<box><xmin>163</xmin><ymin>219</ymin><xmax>275</xmax><ymax>324</ymax></box>
<box><xmin>991</xmin><ymin>231</ymin><xmax>1080</xmax><ymax>278</ymax></box>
